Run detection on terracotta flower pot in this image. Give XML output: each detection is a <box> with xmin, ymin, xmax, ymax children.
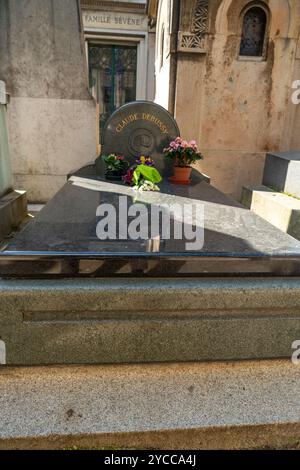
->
<box><xmin>170</xmin><ymin>166</ymin><xmax>192</xmax><ymax>185</ymax></box>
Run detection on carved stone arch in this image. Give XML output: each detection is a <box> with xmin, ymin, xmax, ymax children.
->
<box><xmin>178</xmin><ymin>0</ymin><xmax>209</xmax><ymax>53</ymax></box>
<box><xmin>215</xmin><ymin>0</ymin><xmax>291</xmax><ymax>39</ymax></box>
<box><xmin>238</xmin><ymin>2</ymin><xmax>270</xmax><ymax>59</ymax></box>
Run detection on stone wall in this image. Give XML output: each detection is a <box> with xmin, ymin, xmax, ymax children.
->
<box><xmin>0</xmin><ymin>0</ymin><xmax>97</xmax><ymax>202</ymax></box>
<box><xmin>154</xmin><ymin>0</ymin><xmax>300</xmax><ymax>200</ymax></box>
<box><xmin>154</xmin><ymin>0</ymin><xmax>172</xmax><ymax>109</ymax></box>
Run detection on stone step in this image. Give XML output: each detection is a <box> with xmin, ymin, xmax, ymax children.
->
<box><xmin>263</xmin><ymin>151</ymin><xmax>300</xmax><ymax>198</ymax></box>
<box><xmin>27</xmin><ymin>204</ymin><xmax>45</xmax><ymax>215</ymax></box>
<box><xmin>241</xmin><ymin>184</ymin><xmax>300</xmax><ymax>240</ymax></box>
<box><xmin>0</xmin><ymin>360</ymin><xmax>300</xmax><ymax>450</ymax></box>
<box><xmin>0</xmin><ymin>190</ymin><xmax>27</xmax><ymax>240</ymax></box>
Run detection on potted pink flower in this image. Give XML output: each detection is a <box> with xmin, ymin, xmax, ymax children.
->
<box><xmin>164</xmin><ymin>137</ymin><xmax>203</xmax><ymax>184</ymax></box>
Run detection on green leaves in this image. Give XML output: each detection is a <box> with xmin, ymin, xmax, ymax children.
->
<box><xmin>133</xmin><ymin>164</ymin><xmax>162</xmax><ymax>186</ymax></box>
<box><xmin>103</xmin><ymin>154</ymin><xmax>129</xmax><ymax>172</ymax></box>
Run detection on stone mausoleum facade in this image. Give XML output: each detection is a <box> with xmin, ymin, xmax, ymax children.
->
<box><xmin>0</xmin><ymin>0</ymin><xmax>154</xmax><ymax>202</ymax></box>
<box><xmin>148</xmin><ymin>0</ymin><xmax>300</xmax><ymax>199</ymax></box>
<box><xmin>0</xmin><ymin>0</ymin><xmax>299</xmax><ymax>201</ymax></box>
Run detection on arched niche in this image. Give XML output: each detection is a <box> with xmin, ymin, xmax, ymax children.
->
<box><xmin>239</xmin><ymin>4</ymin><xmax>269</xmax><ymax>59</ymax></box>
<box><xmin>215</xmin><ymin>0</ymin><xmax>291</xmax><ymax>39</ymax></box>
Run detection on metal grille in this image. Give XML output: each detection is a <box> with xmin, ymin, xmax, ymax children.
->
<box><xmin>88</xmin><ymin>45</ymin><xmax>137</xmax><ymax>133</ymax></box>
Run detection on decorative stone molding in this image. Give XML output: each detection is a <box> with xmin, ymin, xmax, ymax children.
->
<box><xmin>178</xmin><ymin>0</ymin><xmax>209</xmax><ymax>53</ymax></box>
<box><xmin>80</xmin><ymin>0</ymin><xmax>146</xmax><ymax>13</ymax></box>
<box><xmin>147</xmin><ymin>0</ymin><xmax>158</xmax><ymax>28</ymax></box>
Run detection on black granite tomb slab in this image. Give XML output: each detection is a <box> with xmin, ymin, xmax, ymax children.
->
<box><xmin>1</xmin><ymin>175</ymin><xmax>300</xmax><ymax>277</ymax></box>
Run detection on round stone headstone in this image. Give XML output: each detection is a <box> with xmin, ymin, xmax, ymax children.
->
<box><xmin>96</xmin><ymin>101</ymin><xmax>180</xmax><ymax>176</ymax></box>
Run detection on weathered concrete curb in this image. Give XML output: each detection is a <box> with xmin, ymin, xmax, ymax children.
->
<box><xmin>0</xmin><ymin>360</ymin><xmax>300</xmax><ymax>450</ymax></box>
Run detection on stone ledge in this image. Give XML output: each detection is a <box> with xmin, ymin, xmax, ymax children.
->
<box><xmin>0</xmin><ymin>190</ymin><xmax>27</xmax><ymax>240</ymax></box>
<box><xmin>0</xmin><ymin>360</ymin><xmax>300</xmax><ymax>449</ymax></box>
<box><xmin>241</xmin><ymin>184</ymin><xmax>300</xmax><ymax>240</ymax></box>
<box><xmin>1</xmin><ymin>278</ymin><xmax>300</xmax><ymax>364</ymax></box>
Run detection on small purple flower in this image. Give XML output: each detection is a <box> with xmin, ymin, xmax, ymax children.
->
<box><xmin>123</xmin><ymin>168</ymin><xmax>134</xmax><ymax>185</ymax></box>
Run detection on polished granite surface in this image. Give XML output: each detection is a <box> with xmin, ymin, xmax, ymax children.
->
<box><xmin>1</xmin><ymin>175</ymin><xmax>300</xmax><ymax>277</ymax></box>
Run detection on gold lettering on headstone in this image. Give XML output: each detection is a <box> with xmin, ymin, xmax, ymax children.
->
<box><xmin>142</xmin><ymin>114</ymin><xmax>168</xmax><ymax>134</ymax></box>
<box><xmin>116</xmin><ymin>114</ymin><xmax>139</xmax><ymax>133</ymax></box>
<box><xmin>115</xmin><ymin>114</ymin><xmax>168</xmax><ymax>134</ymax></box>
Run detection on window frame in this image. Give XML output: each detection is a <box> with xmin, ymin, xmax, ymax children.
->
<box><xmin>237</xmin><ymin>2</ymin><xmax>270</xmax><ymax>62</ymax></box>
<box><xmin>84</xmin><ymin>33</ymin><xmax>149</xmax><ymax>101</ymax></box>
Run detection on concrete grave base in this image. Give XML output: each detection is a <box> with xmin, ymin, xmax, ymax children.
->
<box><xmin>0</xmin><ymin>190</ymin><xmax>27</xmax><ymax>240</ymax></box>
<box><xmin>1</xmin><ymin>278</ymin><xmax>300</xmax><ymax>365</ymax></box>
<box><xmin>0</xmin><ymin>360</ymin><xmax>300</xmax><ymax>450</ymax></box>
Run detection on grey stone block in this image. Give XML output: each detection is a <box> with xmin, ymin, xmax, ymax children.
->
<box><xmin>241</xmin><ymin>184</ymin><xmax>300</xmax><ymax>240</ymax></box>
<box><xmin>263</xmin><ymin>151</ymin><xmax>300</xmax><ymax>198</ymax></box>
<box><xmin>0</xmin><ymin>190</ymin><xmax>27</xmax><ymax>240</ymax></box>
<box><xmin>1</xmin><ymin>278</ymin><xmax>300</xmax><ymax>365</ymax></box>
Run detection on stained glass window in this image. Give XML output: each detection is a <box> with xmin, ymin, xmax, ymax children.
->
<box><xmin>239</xmin><ymin>7</ymin><xmax>267</xmax><ymax>57</ymax></box>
